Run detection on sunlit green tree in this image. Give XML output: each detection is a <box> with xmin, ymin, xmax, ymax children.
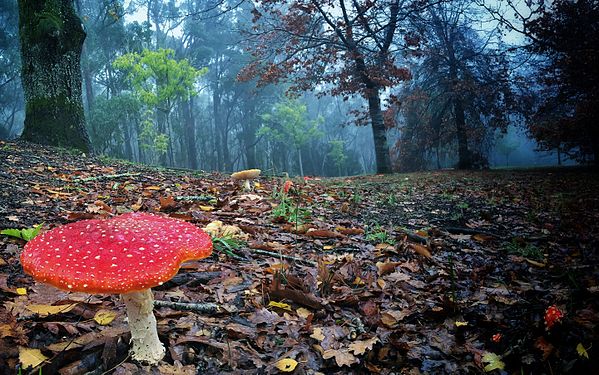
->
<box><xmin>113</xmin><ymin>48</ymin><xmax>207</xmax><ymax>164</ymax></box>
<box><xmin>260</xmin><ymin>99</ymin><xmax>323</xmax><ymax>176</ymax></box>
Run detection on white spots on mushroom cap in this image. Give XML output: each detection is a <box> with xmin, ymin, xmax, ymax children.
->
<box><xmin>20</xmin><ymin>212</ymin><xmax>212</xmax><ymax>294</ymax></box>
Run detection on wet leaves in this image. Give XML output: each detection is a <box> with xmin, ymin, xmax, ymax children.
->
<box><xmin>1</xmin><ymin>141</ymin><xmax>599</xmax><ymax>373</ymax></box>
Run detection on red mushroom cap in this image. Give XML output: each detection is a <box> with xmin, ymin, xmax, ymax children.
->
<box><xmin>21</xmin><ymin>212</ymin><xmax>213</xmax><ymax>294</ymax></box>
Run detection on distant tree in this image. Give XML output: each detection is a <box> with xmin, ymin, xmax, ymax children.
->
<box><xmin>404</xmin><ymin>1</ymin><xmax>513</xmax><ymax>169</ymax></box>
<box><xmin>525</xmin><ymin>0</ymin><xmax>599</xmax><ymax>164</ymax></box>
<box><xmin>495</xmin><ymin>132</ymin><xmax>520</xmax><ymax>167</ymax></box>
<box><xmin>113</xmin><ymin>48</ymin><xmax>206</xmax><ymax>165</ymax></box>
<box><xmin>88</xmin><ymin>94</ymin><xmax>142</xmax><ymax>159</ymax></box>
<box><xmin>327</xmin><ymin>140</ymin><xmax>348</xmax><ymax>176</ymax></box>
<box><xmin>240</xmin><ymin>0</ymin><xmax>421</xmax><ymax>174</ymax></box>
<box><xmin>18</xmin><ymin>0</ymin><xmax>92</xmax><ymax>152</ymax></box>
<box><xmin>260</xmin><ymin>99</ymin><xmax>323</xmax><ymax>176</ymax></box>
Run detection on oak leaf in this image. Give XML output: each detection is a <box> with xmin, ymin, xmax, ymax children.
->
<box><xmin>349</xmin><ymin>337</ymin><xmax>379</xmax><ymax>355</ymax></box>
<box><xmin>322</xmin><ymin>348</ymin><xmax>358</xmax><ymax>367</ymax></box>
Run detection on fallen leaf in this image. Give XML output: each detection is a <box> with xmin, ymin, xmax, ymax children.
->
<box><xmin>525</xmin><ymin>258</ymin><xmax>546</xmax><ymax>268</ymax></box>
<box><xmin>349</xmin><ymin>337</ymin><xmax>379</xmax><ymax>355</ymax></box>
<box><xmin>16</xmin><ymin>288</ymin><xmax>27</xmax><ymax>295</ymax></box>
<box><xmin>305</xmin><ymin>229</ymin><xmax>344</xmax><ymax>238</ymax></box>
<box><xmin>275</xmin><ymin>358</ymin><xmax>298</xmax><ymax>372</ymax></box>
<box><xmin>381</xmin><ymin>309</ymin><xmax>410</xmax><ymax>327</ymax></box>
<box><xmin>336</xmin><ymin>227</ymin><xmax>364</xmax><ymax>235</ymax></box>
<box><xmin>0</xmin><ymin>324</ymin><xmax>12</xmax><ymax>338</ymax></box>
<box><xmin>482</xmin><ymin>352</ymin><xmax>505</xmax><ymax>372</ymax></box>
<box><xmin>322</xmin><ymin>348</ymin><xmax>358</xmax><ymax>367</ymax></box>
<box><xmin>535</xmin><ymin>336</ymin><xmax>554</xmax><ymax>360</ymax></box>
<box><xmin>94</xmin><ymin>309</ymin><xmax>117</xmax><ymax>325</ymax></box>
<box><xmin>576</xmin><ymin>343</ymin><xmax>589</xmax><ymax>359</ymax></box>
<box><xmin>296</xmin><ymin>307</ymin><xmax>312</xmax><ymax>319</ymax></box>
<box><xmin>157</xmin><ymin>363</ymin><xmax>196</xmax><ymax>375</ymax></box>
<box><xmin>310</xmin><ymin>327</ymin><xmax>325</xmax><ymax>341</ymax></box>
<box><xmin>25</xmin><ymin>303</ymin><xmax>77</xmax><ymax>317</ymax></box>
<box><xmin>160</xmin><ymin>195</ymin><xmax>176</xmax><ymax>210</ymax></box>
<box><xmin>268</xmin><ymin>301</ymin><xmax>292</xmax><ymax>311</ymax></box>
<box><xmin>410</xmin><ymin>243</ymin><xmax>432</xmax><ymax>258</ymax></box>
<box><xmin>455</xmin><ymin>321</ymin><xmax>468</xmax><ymax>327</ymax></box>
<box><xmin>19</xmin><ymin>347</ymin><xmax>48</xmax><ymax>369</ymax></box>
<box><xmin>376</xmin><ymin>261</ymin><xmax>401</xmax><ymax>276</ymax></box>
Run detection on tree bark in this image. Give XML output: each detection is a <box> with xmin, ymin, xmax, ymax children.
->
<box><xmin>18</xmin><ymin>0</ymin><xmax>92</xmax><ymax>153</ymax></box>
<box><xmin>367</xmin><ymin>89</ymin><xmax>392</xmax><ymax>174</ymax></box>
<box><xmin>453</xmin><ymin>95</ymin><xmax>470</xmax><ymax>169</ymax></box>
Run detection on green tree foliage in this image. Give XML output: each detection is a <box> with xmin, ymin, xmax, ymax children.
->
<box><xmin>113</xmin><ymin>48</ymin><xmax>207</xmax><ymax>164</ymax></box>
<box><xmin>89</xmin><ymin>94</ymin><xmax>142</xmax><ymax>157</ymax></box>
<box><xmin>327</xmin><ymin>140</ymin><xmax>348</xmax><ymax>176</ymax></box>
<box><xmin>260</xmin><ymin>99</ymin><xmax>323</xmax><ymax>176</ymax></box>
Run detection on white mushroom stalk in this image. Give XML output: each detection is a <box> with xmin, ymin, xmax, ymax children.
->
<box><xmin>122</xmin><ymin>289</ymin><xmax>165</xmax><ymax>364</ymax></box>
<box><xmin>20</xmin><ymin>212</ymin><xmax>213</xmax><ymax>366</ymax></box>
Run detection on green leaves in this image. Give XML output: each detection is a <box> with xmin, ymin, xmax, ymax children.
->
<box><xmin>1</xmin><ymin>224</ymin><xmax>42</xmax><ymax>241</ymax></box>
<box><xmin>113</xmin><ymin>48</ymin><xmax>206</xmax><ymax>108</ymax></box>
<box><xmin>259</xmin><ymin>99</ymin><xmax>323</xmax><ymax>150</ymax></box>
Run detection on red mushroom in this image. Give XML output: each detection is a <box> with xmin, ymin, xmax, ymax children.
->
<box><xmin>21</xmin><ymin>212</ymin><xmax>213</xmax><ymax>365</ymax></box>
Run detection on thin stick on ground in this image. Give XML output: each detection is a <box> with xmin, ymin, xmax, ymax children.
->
<box><xmin>154</xmin><ymin>300</ymin><xmax>220</xmax><ymax>314</ymax></box>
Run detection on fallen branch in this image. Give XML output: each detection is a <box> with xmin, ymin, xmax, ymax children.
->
<box><xmin>250</xmin><ymin>248</ymin><xmax>317</xmax><ymax>266</ymax></box>
<box><xmin>175</xmin><ymin>195</ymin><xmax>216</xmax><ymax>202</ymax></box>
<box><xmin>154</xmin><ymin>300</ymin><xmax>220</xmax><ymax>314</ymax></box>
<box><xmin>73</xmin><ymin>172</ymin><xmax>141</xmax><ymax>183</ymax></box>
<box><xmin>443</xmin><ymin>226</ymin><xmax>499</xmax><ymax>237</ymax></box>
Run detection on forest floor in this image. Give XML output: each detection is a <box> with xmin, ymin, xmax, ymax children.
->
<box><xmin>0</xmin><ymin>140</ymin><xmax>598</xmax><ymax>375</ymax></box>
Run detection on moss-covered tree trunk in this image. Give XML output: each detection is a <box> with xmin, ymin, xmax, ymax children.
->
<box><xmin>18</xmin><ymin>0</ymin><xmax>92</xmax><ymax>153</ymax></box>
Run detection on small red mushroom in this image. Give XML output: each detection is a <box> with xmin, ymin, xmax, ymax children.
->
<box><xmin>21</xmin><ymin>212</ymin><xmax>212</xmax><ymax>365</ymax></box>
<box><xmin>544</xmin><ymin>305</ymin><xmax>564</xmax><ymax>330</ymax></box>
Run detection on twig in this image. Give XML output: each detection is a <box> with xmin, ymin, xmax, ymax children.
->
<box><xmin>174</xmin><ymin>195</ymin><xmax>216</xmax><ymax>202</ymax></box>
<box><xmin>73</xmin><ymin>172</ymin><xmax>141</xmax><ymax>183</ymax></box>
<box><xmin>397</xmin><ymin>229</ymin><xmax>428</xmax><ymax>244</ymax></box>
<box><xmin>154</xmin><ymin>300</ymin><xmax>220</xmax><ymax>314</ymax></box>
<box><xmin>250</xmin><ymin>248</ymin><xmax>317</xmax><ymax>266</ymax></box>
<box><xmin>443</xmin><ymin>226</ymin><xmax>499</xmax><ymax>237</ymax></box>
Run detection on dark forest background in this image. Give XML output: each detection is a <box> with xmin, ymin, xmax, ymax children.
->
<box><xmin>1</xmin><ymin>0</ymin><xmax>597</xmax><ymax>175</ymax></box>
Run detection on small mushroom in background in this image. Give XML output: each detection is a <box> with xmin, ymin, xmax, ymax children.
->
<box><xmin>231</xmin><ymin>168</ymin><xmax>261</xmax><ymax>190</ymax></box>
<box><xmin>20</xmin><ymin>212</ymin><xmax>213</xmax><ymax>365</ymax></box>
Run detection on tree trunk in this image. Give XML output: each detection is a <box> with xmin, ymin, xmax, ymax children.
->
<box><xmin>298</xmin><ymin>148</ymin><xmax>304</xmax><ymax>177</ymax></box>
<box><xmin>18</xmin><ymin>0</ymin><xmax>92</xmax><ymax>153</ymax></box>
<box><xmin>367</xmin><ymin>89</ymin><xmax>392</xmax><ymax>174</ymax></box>
<box><xmin>184</xmin><ymin>97</ymin><xmax>198</xmax><ymax>170</ymax></box>
<box><xmin>453</xmin><ymin>96</ymin><xmax>470</xmax><ymax>169</ymax></box>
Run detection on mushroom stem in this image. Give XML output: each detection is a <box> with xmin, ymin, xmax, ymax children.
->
<box><xmin>122</xmin><ymin>289</ymin><xmax>165</xmax><ymax>364</ymax></box>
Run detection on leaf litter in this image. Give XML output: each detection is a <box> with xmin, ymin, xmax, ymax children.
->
<box><xmin>0</xmin><ymin>140</ymin><xmax>598</xmax><ymax>374</ymax></box>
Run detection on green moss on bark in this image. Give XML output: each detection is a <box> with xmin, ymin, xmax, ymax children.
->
<box><xmin>18</xmin><ymin>0</ymin><xmax>92</xmax><ymax>153</ymax></box>
<box><xmin>22</xmin><ymin>95</ymin><xmax>88</xmax><ymax>152</ymax></box>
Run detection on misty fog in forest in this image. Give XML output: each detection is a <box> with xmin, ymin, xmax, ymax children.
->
<box><xmin>1</xmin><ymin>0</ymin><xmax>596</xmax><ymax>175</ymax></box>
